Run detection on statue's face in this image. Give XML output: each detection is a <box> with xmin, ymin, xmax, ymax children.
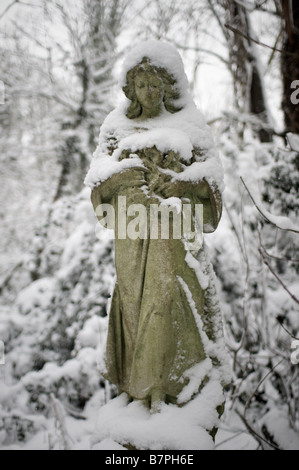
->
<box><xmin>134</xmin><ymin>70</ymin><xmax>164</xmax><ymax>115</ymax></box>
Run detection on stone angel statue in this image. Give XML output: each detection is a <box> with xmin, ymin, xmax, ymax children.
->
<box><xmin>85</xmin><ymin>41</ymin><xmax>230</xmax><ymax>430</ymax></box>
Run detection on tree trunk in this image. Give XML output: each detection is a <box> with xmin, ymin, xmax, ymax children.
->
<box><xmin>222</xmin><ymin>0</ymin><xmax>273</xmax><ymax>142</ymax></box>
<box><xmin>53</xmin><ymin>0</ymin><xmax>124</xmax><ymax>202</ymax></box>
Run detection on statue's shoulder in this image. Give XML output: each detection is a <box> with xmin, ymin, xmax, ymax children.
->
<box><xmin>99</xmin><ymin>105</ymin><xmax>136</xmax><ymax>143</ymax></box>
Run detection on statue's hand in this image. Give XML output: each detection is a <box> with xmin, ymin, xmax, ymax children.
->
<box><xmin>161</xmin><ymin>179</ymin><xmax>210</xmax><ymax>199</ymax></box>
<box><xmin>93</xmin><ymin>167</ymin><xmax>146</xmax><ymax>204</ymax></box>
<box><xmin>117</xmin><ymin>167</ymin><xmax>147</xmax><ymax>190</ymax></box>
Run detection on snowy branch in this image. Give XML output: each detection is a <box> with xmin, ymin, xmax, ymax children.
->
<box><xmin>259</xmin><ymin>248</ymin><xmax>299</xmax><ymax>306</ymax></box>
<box><xmin>167</xmin><ymin>39</ymin><xmax>230</xmax><ymax>66</ymax></box>
<box><xmin>0</xmin><ymin>261</ymin><xmax>23</xmax><ymax>294</ymax></box>
<box><xmin>50</xmin><ymin>394</ymin><xmax>73</xmax><ymax>450</ymax></box>
<box><xmin>218</xmin><ymin>112</ymin><xmax>287</xmax><ymax>139</ymax></box>
<box><xmin>276</xmin><ymin>316</ymin><xmax>299</xmax><ymax>341</ymax></box>
<box><xmin>240</xmin><ymin>177</ymin><xmax>299</xmax><ymax>234</ymax></box>
<box><xmin>240</xmin><ymin>359</ymin><xmax>285</xmax><ymax>450</ymax></box>
<box><xmin>258</xmin><ymin>236</ymin><xmax>299</xmax><ymax>263</ymax></box>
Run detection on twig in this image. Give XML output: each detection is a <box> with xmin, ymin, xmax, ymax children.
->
<box><xmin>225</xmin><ymin>23</ymin><xmax>298</xmax><ymax>57</ymax></box>
<box><xmin>244</xmin><ymin>360</ymin><xmax>284</xmax><ymax>418</ymax></box>
<box><xmin>11</xmin><ymin>20</ymin><xmax>49</xmax><ymax>50</ymax></box>
<box><xmin>235</xmin><ymin>410</ymin><xmax>265</xmax><ymax>449</ymax></box>
<box><xmin>242</xmin><ymin>359</ymin><xmax>285</xmax><ymax>450</ymax></box>
<box><xmin>272</xmin><ymin>367</ymin><xmax>297</xmax><ymax>429</ymax></box>
<box><xmin>240</xmin><ymin>176</ymin><xmax>299</xmax><ymax>234</ymax></box>
<box><xmin>50</xmin><ymin>394</ymin><xmax>73</xmax><ymax>450</ymax></box>
<box><xmin>207</xmin><ymin>0</ymin><xmax>230</xmax><ymax>41</ymax></box>
<box><xmin>257</xmin><ymin>220</ymin><xmax>299</xmax><ymax>263</ymax></box>
<box><xmin>221</xmin><ymin>112</ymin><xmax>287</xmax><ymax>139</ymax></box>
<box><xmin>0</xmin><ymin>261</ymin><xmax>23</xmax><ymax>294</ymax></box>
<box><xmin>224</xmin><ymin>201</ymin><xmax>247</xmax><ymax>263</ymax></box>
<box><xmin>64</xmin><ymin>404</ymin><xmax>87</xmax><ymax>420</ymax></box>
<box><xmin>168</xmin><ymin>39</ymin><xmax>230</xmax><ymax>66</ymax></box>
<box><xmin>0</xmin><ymin>0</ymin><xmax>41</xmax><ymax>20</ymax></box>
<box><xmin>214</xmin><ymin>430</ymin><xmax>245</xmax><ymax>449</ymax></box>
<box><xmin>0</xmin><ymin>0</ymin><xmax>18</xmax><ymax>20</ymax></box>
<box><xmin>259</xmin><ymin>248</ymin><xmax>299</xmax><ymax>305</ymax></box>
<box><xmin>267</xmin><ymin>29</ymin><xmax>283</xmax><ymax>66</ymax></box>
<box><xmin>276</xmin><ymin>317</ymin><xmax>299</xmax><ymax>341</ymax></box>
<box><xmin>259</xmin><ymin>242</ymin><xmax>299</xmax><ymax>264</ymax></box>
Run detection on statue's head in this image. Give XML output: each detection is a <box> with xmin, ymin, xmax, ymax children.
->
<box><xmin>120</xmin><ymin>41</ymin><xmax>191</xmax><ymax>120</ymax></box>
<box><xmin>122</xmin><ymin>57</ymin><xmax>182</xmax><ymax>119</ymax></box>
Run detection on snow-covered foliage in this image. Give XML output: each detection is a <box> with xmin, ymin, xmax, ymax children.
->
<box><xmin>209</xmin><ymin>125</ymin><xmax>299</xmax><ymax>450</ymax></box>
<box><xmin>0</xmin><ymin>188</ymin><xmax>116</xmax><ymax>446</ymax></box>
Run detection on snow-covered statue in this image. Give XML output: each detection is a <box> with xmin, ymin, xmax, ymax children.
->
<box><xmin>85</xmin><ymin>41</ymin><xmax>230</xmax><ymax>445</ymax></box>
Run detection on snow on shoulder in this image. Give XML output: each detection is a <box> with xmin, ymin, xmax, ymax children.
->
<box><xmin>84</xmin><ymin>40</ymin><xmax>224</xmax><ymax>193</ymax></box>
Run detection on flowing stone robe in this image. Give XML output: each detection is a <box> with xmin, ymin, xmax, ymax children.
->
<box><xmin>91</xmin><ymin>139</ymin><xmax>222</xmax><ymax>405</ymax></box>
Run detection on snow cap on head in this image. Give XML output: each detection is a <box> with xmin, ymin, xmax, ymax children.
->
<box><xmin>119</xmin><ymin>40</ymin><xmax>191</xmax><ymax>107</ymax></box>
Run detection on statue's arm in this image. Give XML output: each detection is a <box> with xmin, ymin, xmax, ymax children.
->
<box><xmin>163</xmin><ymin>178</ymin><xmax>222</xmax><ymax>232</ymax></box>
<box><xmin>159</xmin><ymin>146</ymin><xmax>222</xmax><ymax>232</ymax></box>
<box><xmin>91</xmin><ymin>167</ymin><xmax>145</xmax><ymax>213</ymax></box>
<box><xmin>198</xmin><ymin>181</ymin><xmax>222</xmax><ymax>233</ymax></box>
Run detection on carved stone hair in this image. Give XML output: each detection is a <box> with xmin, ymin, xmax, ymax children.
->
<box><xmin>122</xmin><ymin>57</ymin><xmax>182</xmax><ymax>119</ymax></box>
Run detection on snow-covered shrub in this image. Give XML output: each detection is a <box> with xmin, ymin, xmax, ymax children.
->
<box><xmin>208</xmin><ymin>125</ymin><xmax>299</xmax><ymax>449</ymax></box>
<box><xmin>0</xmin><ymin>188</ymin><xmax>115</xmax><ymax>444</ymax></box>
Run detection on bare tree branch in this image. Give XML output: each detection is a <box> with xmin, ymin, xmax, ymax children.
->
<box><xmin>50</xmin><ymin>394</ymin><xmax>73</xmax><ymax>450</ymax></box>
<box><xmin>0</xmin><ymin>261</ymin><xmax>23</xmax><ymax>294</ymax></box>
<box><xmin>0</xmin><ymin>0</ymin><xmax>19</xmax><ymax>20</ymax></box>
<box><xmin>259</xmin><ymin>248</ymin><xmax>299</xmax><ymax>305</ymax></box>
<box><xmin>276</xmin><ymin>316</ymin><xmax>299</xmax><ymax>341</ymax></box>
<box><xmin>240</xmin><ymin>176</ymin><xmax>299</xmax><ymax>234</ymax></box>
<box><xmin>10</xmin><ymin>20</ymin><xmax>49</xmax><ymax>50</ymax></box>
<box><xmin>259</xmin><ymin>241</ymin><xmax>299</xmax><ymax>263</ymax></box>
<box><xmin>168</xmin><ymin>39</ymin><xmax>230</xmax><ymax>66</ymax></box>
<box><xmin>225</xmin><ymin>22</ymin><xmax>299</xmax><ymax>57</ymax></box>
<box><xmin>257</xmin><ymin>225</ymin><xmax>299</xmax><ymax>263</ymax></box>
<box><xmin>207</xmin><ymin>0</ymin><xmax>230</xmax><ymax>40</ymax></box>
<box><xmin>241</xmin><ymin>359</ymin><xmax>285</xmax><ymax>450</ymax></box>
<box><xmin>235</xmin><ymin>410</ymin><xmax>266</xmax><ymax>449</ymax></box>
<box><xmin>0</xmin><ymin>0</ymin><xmax>41</xmax><ymax>20</ymax></box>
